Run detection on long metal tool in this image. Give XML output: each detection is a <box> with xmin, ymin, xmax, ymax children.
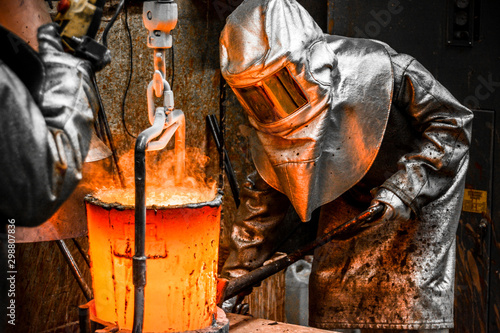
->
<box><xmin>133</xmin><ymin>109</ymin><xmax>167</xmax><ymax>333</ymax></box>
<box><xmin>55</xmin><ymin>239</ymin><xmax>93</xmax><ymax>302</ymax></box>
<box><xmin>217</xmin><ymin>204</ymin><xmax>385</xmax><ymax>305</ymax></box>
<box><xmin>207</xmin><ymin>114</ymin><xmax>240</xmax><ymax>207</ymax></box>
<box><xmin>93</xmin><ymin>74</ymin><xmax>126</xmax><ymax>188</ymax></box>
<box><xmin>133</xmin><ymin>2</ymin><xmax>182</xmax><ymax>332</ymax></box>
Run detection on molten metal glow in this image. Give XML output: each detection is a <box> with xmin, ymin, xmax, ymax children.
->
<box><xmin>94</xmin><ymin>147</ymin><xmax>217</xmax><ymax>207</ymax></box>
<box><xmin>95</xmin><ymin>185</ymin><xmax>215</xmax><ymax>207</ymax></box>
<box><xmin>86</xmin><ymin>148</ymin><xmax>220</xmax><ymax>332</ymax></box>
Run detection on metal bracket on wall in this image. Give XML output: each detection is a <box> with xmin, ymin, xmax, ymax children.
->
<box><xmin>447</xmin><ymin>0</ymin><xmax>480</xmax><ymax>47</ymax></box>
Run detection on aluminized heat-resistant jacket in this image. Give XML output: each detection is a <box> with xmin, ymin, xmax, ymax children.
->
<box><xmin>0</xmin><ymin>24</ymin><xmax>98</xmax><ymax>332</ymax></box>
<box><xmin>308</xmin><ymin>42</ymin><xmax>473</xmax><ymax>330</ymax></box>
<box><xmin>220</xmin><ymin>0</ymin><xmax>473</xmax><ymax>330</ymax></box>
<box><xmin>0</xmin><ymin>24</ymin><xmax>97</xmax><ymax>227</ymax></box>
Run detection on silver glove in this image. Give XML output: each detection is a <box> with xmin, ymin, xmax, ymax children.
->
<box><xmin>371</xmin><ymin>188</ymin><xmax>412</xmax><ymax>222</ymax></box>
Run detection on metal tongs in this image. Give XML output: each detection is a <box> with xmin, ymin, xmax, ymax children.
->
<box><xmin>216</xmin><ymin>203</ymin><xmax>386</xmax><ymax>306</ymax></box>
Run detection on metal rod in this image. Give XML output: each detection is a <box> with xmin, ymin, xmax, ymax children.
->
<box><xmin>93</xmin><ymin>74</ymin><xmax>126</xmax><ymax>188</ymax></box>
<box><xmin>219</xmin><ymin>77</ymin><xmax>226</xmax><ymax>192</ymax></box>
<box><xmin>133</xmin><ymin>136</ymin><xmax>147</xmax><ymax>333</ymax></box>
<box><xmin>78</xmin><ymin>303</ymin><xmax>91</xmax><ymax>333</ymax></box>
<box><xmin>207</xmin><ymin>114</ymin><xmax>240</xmax><ymax>207</ymax></box>
<box><xmin>212</xmin><ymin>114</ymin><xmax>239</xmax><ymax>207</ymax></box>
<box><xmin>221</xmin><ymin>204</ymin><xmax>385</xmax><ymax>301</ymax></box>
<box><xmin>132</xmin><ymin>110</ymin><xmax>167</xmax><ymax>333</ymax></box>
<box><xmin>72</xmin><ymin>238</ymin><xmax>91</xmax><ymax>268</ymax></box>
<box><xmin>55</xmin><ymin>240</ymin><xmax>93</xmax><ymax>302</ymax></box>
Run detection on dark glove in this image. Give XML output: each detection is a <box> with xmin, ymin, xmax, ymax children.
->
<box><xmin>328</xmin><ymin>189</ymin><xmax>410</xmax><ymax>241</ymax></box>
<box><xmin>221</xmin><ymin>171</ymin><xmax>291</xmax><ymax>279</ymax></box>
<box><xmin>222</xmin><ymin>295</ymin><xmax>250</xmax><ymax>315</ymax></box>
<box><xmin>37</xmin><ymin>23</ymin><xmax>99</xmax><ymax>165</ymax></box>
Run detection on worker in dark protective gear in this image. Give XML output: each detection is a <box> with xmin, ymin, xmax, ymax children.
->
<box><xmin>220</xmin><ymin>0</ymin><xmax>473</xmax><ymax>332</ymax></box>
<box><xmin>0</xmin><ymin>1</ymin><xmax>102</xmax><ymax>328</ymax></box>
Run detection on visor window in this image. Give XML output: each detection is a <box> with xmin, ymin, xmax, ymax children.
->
<box><xmin>234</xmin><ymin>85</ymin><xmax>283</xmax><ymax>123</ymax></box>
<box><xmin>265</xmin><ymin>68</ymin><xmax>307</xmax><ymax>115</ymax></box>
<box><xmin>233</xmin><ymin>67</ymin><xmax>308</xmax><ymax>124</ymax></box>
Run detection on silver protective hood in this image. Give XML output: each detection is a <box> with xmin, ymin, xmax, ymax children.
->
<box><xmin>220</xmin><ymin>0</ymin><xmax>393</xmax><ymax>221</ymax></box>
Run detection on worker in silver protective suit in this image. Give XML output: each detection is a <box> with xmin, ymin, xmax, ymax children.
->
<box><xmin>0</xmin><ymin>23</ymin><xmax>98</xmax><ymax>226</ymax></box>
<box><xmin>0</xmin><ymin>22</ymin><xmax>99</xmax><ymax>330</ymax></box>
<box><xmin>220</xmin><ymin>0</ymin><xmax>473</xmax><ymax>332</ymax></box>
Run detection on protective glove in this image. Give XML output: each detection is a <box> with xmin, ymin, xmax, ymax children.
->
<box><xmin>37</xmin><ymin>22</ymin><xmax>100</xmax><ymax>166</ymax></box>
<box><xmin>329</xmin><ymin>189</ymin><xmax>411</xmax><ymax>241</ymax></box>
<box><xmin>37</xmin><ymin>23</ymin><xmax>99</xmax><ymax>119</ymax></box>
<box><xmin>370</xmin><ymin>188</ymin><xmax>412</xmax><ymax>223</ymax></box>
<box><xmin>222</xmin><ymin>296</ymin><xmax>250</xmax><ymax>315</ymax></box>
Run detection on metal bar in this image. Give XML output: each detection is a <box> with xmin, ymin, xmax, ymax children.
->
<box><xmin>207</xmin><ymin>114</ymin><xmax>240</xmax><ymax>207</ymax></box>
<box><xmin>219</xmin><ymin>77</ymin><xmax>226</xmax><ymax>192</ymax></box>
<box><xmin>92</xmin><ymin>74</ymin><xmax>126</xmax><ymax>188</ymax></box>
<box><xmin>211</xmin><ymin>115</ymin><xmax>240</xmax><ymax>206</ymax></box>
<box><xmin>133</xmin><ymin>135</ymin><xmax>148</xmax><ymax>333</ymax></box>
<box><xmin>55</xmin><ymin>239</ymin><xmax>93</xmax><ymax>302</ymax></box>
<box><xmin>72</xmin><ymin>238</ymin><xmax>91</xmax><ymax>268</ymax></box>
<box><xmin>78</xmin><ymin>303</ymin><xmax>91</xmax><ymax>333</ymax></box>
<box><xmin>221</xmin><ymin>204</ymin><xmax>385</xmax><ymax>302</ymax></box>
<box><xmin>132</xmin><ymin>109</ymin><xmax>167</xmax><ymax>333</ymax></box>
<box><xmin>133</xmin><ymin>137</ymin><xmax>147</xmax><ymax>333</ymax></box>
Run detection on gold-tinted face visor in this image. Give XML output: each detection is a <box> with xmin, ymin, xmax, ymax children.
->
<box><xmin>232</xmin><ymin>67</ymin><xmax>308</xmax><ymax>124</ymax></box>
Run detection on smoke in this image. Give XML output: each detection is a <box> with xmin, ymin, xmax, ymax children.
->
<box><xmin>92</xmin><ymin>147</ymin><xmax>217</xmax><ymax>206</ymax></box>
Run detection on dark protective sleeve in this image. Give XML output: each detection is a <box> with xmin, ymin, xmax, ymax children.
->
<box><xmin>221</xmin><ymin>171</ymin><xmax>291</xmax><ymax>278</ymax></box>
<box><xmin>381</xmin><ymin>53</ymin><xmax>473</xmax><ymax>215</ymax></box>
<box><xmin>0</xmin><ymin>24</ymin><xmax>98</xmax><ymax>227</ymax></box>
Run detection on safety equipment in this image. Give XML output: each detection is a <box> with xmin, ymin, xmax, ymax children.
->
<box><xmin>232</xmin><ymin>66</ymin><xmax>308</xmax><ymax>123</ymax></box>
<box><xmin>220</xmin><ymin>0</ymin><xmax>393</xmax><ymax>222</ymax></box>
<box><xmin>221</xmin><ymin>0</ymin><xmax>473</xmax><ymax>330</ymax></box>
<box><xmin>371</xmin><ymin>188</ymin><xmax>411</xmax><ymax>221</ymax></box>
<box><xmin>0</xmin><ymin>23</ymin><xmax>99</xmax><ymax>227</ymax></box>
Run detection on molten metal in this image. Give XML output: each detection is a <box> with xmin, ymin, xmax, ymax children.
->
<box><xmin>95</xmin><ymin>186</ymin><xmax>215</xmax><ymax>207</ymax></box>
<box><xmin>85</xmin><ymin>192</ymin><xmax>222</xmax><ymax>332</ymax></box>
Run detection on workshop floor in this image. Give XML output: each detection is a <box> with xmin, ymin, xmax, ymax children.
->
<box><xmin>227</xmin><ymin>313</ymin><xmax>338</xmax><ymax>333</ymax></box>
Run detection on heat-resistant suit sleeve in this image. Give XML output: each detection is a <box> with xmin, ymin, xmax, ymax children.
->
<box><xmin>380</xmin><ymin>53</ymin><xmax>473</xmax><ymax>215</ymax></box>
<box><xmin>221</xmin><ymin>171</ymin><xmax>291</xmax><ymax>278</ymax></box>
<box><xmin>0</xmin><ymin>24</ymin><xmax>98</xmax><ymax>227</ymax></box>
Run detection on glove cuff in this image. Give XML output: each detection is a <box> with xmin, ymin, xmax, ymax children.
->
<box><xmin>37</xmin><ymin>23</ymin><xmax>64</xmax><ymax>53</ymax></box>
<box><xmin>371</xmin><ymin>188</ymin><xmax>411</xmax><ymax>220</ymax></box>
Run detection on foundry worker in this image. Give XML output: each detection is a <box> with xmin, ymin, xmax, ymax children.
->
<box><xmin>0</xmin><ymin>3</ymin><xmax>101</xmax><ymax>329</ymax></box>
<box><xmin>0</xmin><ymin>26</ymin><xmax>99</xmax><ymax>226</ymax></box>
<box><xmin>220</xmin><ymin>0</ymin><xmax>473</xmax><ymax>332</ymax></box>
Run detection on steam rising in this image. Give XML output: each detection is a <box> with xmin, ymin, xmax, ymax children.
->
<box><xmin>93</xmin><ymin>147</ymin><xmax>217</xmax><ymax>206</ymax></box>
